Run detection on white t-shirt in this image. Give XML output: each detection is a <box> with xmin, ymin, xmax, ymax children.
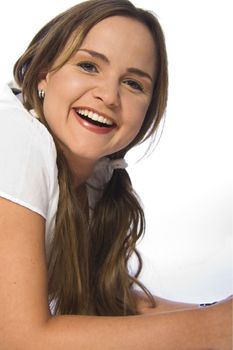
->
<box><xmin>0</xmin><ymin>82</ymin><xmax>118</xmax><ymax>257</ymax></box>
<box><xmin>0</xmin><ymin>82</ymin><xmax>59</xmax><ymax>259</ymax></box>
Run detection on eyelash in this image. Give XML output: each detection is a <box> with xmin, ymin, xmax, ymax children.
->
<box><xmin>77</xmin><ymin>61</ymin><xmax>144</xmax><ymax>92</ymax></box>
<box><xmin>123</xmin><ymin>79</ymin><xmax>144</xmax><ymax>92</ymax></box>
<box><xmin>78</xmin><ymin>61</ymin><xmax>98</xmax><ymax>73</ymax></box>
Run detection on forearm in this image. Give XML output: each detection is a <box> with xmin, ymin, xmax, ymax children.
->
<box><xmin>30</xmin><ymin>304</ymin><xmax>230</xmax><ymax>350</ymax></box>
<box><xmin>136</xmin><ymin>293</ymin><xmax>200</xmax><ymax>315</ymax></box>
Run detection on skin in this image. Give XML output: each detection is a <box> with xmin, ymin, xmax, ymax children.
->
<box><xmin>0</xmin><ymin>16</ymin><xmax>232</xmax><ymax>350</ymax></box>
<box><xmin>38</xmin><ymin>16</ymin><xmax>156</xmax><ymax>185</ymax></box>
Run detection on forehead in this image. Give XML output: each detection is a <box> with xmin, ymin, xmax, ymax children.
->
<box><xmin>79</xmin><ymin>16</ymin><xmax>157</xmax><ymax>78</ymax></box>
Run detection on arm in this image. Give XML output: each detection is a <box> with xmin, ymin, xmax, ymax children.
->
<box><xmin>0</xmin><ymin>198</ymin><xmax>232</xmax><ymax>350</ymax></box>
<box><xmin>43</xmin><ymin>300</ymin><xmax>232</xmax><ymax>350</ymax></box>
<box><xmin>135</xmin><ymin>292</ymin><xmax>200</xmax><ymax>315</ymax></box>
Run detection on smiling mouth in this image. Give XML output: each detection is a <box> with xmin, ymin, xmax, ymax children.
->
<box><xmin>75</xmin><ymin>108</ymin><xmax>116</xmax><ymax>129</ymax></box>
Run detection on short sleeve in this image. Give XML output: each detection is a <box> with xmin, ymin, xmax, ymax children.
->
<box><xmin>0</xmin><ymin>107</ymin><xmax>57</xmax><ymax>219</ymax></box>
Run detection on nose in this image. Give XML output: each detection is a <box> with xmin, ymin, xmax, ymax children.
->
<box><xmin>92</xmin><ymin>79</ymin><xmax>120</xmax><ymax>108</ymax></box>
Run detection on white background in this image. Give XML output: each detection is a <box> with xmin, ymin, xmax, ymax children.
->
<box><xmin>0</xmin><ymin>0</ymin><xmax>232</xmax><ymax>303</ymax></box>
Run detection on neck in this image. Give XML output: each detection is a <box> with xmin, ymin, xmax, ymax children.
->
<box><xmin>55</xmin><ymin>140</ymin><xmax>98</xmax><ymax>188</ymax></box>
<box><xmin>63</xmin><ymin>151</ymin><xmax>97</xmax><ymax>188</ymax></box>
<box><xmin>72</xmin><ymin>159</ymin><xmax>97</xmax><ymax>188</ymax></box>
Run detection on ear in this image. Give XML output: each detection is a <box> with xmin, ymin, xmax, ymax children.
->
<box><xmin>37</xmin><ymin>70</ymin><xmax>50</xmax><ymax>92</ymax></box>
<box><xmin>38</xmin><ymin>80</ymin><xmax>46</xmax><ymax>92</ymax></box>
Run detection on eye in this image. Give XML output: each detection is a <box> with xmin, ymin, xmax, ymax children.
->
<box><xmin>77</xmin><ymin>61</ymin><xmax>98</xmax><ymax>73</ymax></box>
<box><xmin>123</xmin><ymin>79</ymin><xmax>144</xmax><ymax>92</ymax></box>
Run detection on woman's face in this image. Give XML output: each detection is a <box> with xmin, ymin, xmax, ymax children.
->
<box><xmin>38</xmin><ymin>16</ymin><xmax>157</xmax><ymax>171</ymax></box>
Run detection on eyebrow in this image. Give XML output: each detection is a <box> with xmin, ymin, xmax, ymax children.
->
<box><xmin>78</xmin><ymin>49</ymin><xmax>153</xmax><ymax>83</ymax></box>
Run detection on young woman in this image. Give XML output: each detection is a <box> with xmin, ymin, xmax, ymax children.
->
<box><xmin>0</xmin><ymin>0</ymin><xmax>231</xmax><ymax>349</ymax></box>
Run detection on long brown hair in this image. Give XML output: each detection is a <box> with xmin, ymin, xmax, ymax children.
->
<box><xmin>13</xmin><ymin>0</ymin><xmax>168</xmax><ymax>316</ymax></box>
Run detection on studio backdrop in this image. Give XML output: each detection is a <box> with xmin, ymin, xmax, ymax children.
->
<box><xmin>0</xmin><ymin>0</ymin><xmax>232</xmax><ymax>303</ymax></box>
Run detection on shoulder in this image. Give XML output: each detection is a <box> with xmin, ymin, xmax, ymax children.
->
<box><xmin>0</xmin><ymin>84</ymin><xmax>58</xmax><ymax>220</ymax></box>
<box><xmin>0</xmin><ymin>84</ymin><xmax>56</xmax><ymax>161</ymax></box>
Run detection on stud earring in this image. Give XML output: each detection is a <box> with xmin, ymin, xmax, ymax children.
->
<box><xmin>38</xmin><ymin>89</ymin><xmax>45</xmax><ymax>99</ymax></box>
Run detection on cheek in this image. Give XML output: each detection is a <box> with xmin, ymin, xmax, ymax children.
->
<box><xmin>124</xmin><ymin>101</ymin><xmax>150</xmax><ymax>144</ymax></box>
<box><xmin>43</xmin><ymin>75</ymin><xmax>85</xmax><ymax>118</ymax></box>
<box><xmin>122</xmin><ymin>112</ymin><xmax>146</xmax><ymax>147</ymax></box>
<box><xmin>46</xmin><ymin>78</ymin><xmax>73</xmax><ymax>102</ymax></box>
<box><xmin>128</xmin><ymin>103</ymin><xmax>148</xmax><ymax>129</ymax></box>
<box><xmin>45</xmin><ymin>67</ymin><xmax>88</xmax><ymax>102</ymax></box>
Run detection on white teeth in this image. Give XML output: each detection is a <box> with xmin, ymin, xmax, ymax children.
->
<box><xmin>92</xmin><ymin>113</ymin><xmax>99</xmax><ymax>121</ymax></box>
<box><xmin>98</xmin><ymin>116</ymin><xmax>104</xmax><ymax>123</ymax></box>
<box><xmin>77</xmin><ymin>108</ymin><xmax>114</xmax><ymax>126</ymax></box>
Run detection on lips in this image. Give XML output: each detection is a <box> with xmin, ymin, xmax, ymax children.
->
<box><xmin>73</xmin><ymin>107</ymin><xmax>117</xmax><ymax>134</ymax></box>
<box><xmin>76</xmin><ymin>108</ymin><xmax>115</xmax><ymax>128</ymax></box>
